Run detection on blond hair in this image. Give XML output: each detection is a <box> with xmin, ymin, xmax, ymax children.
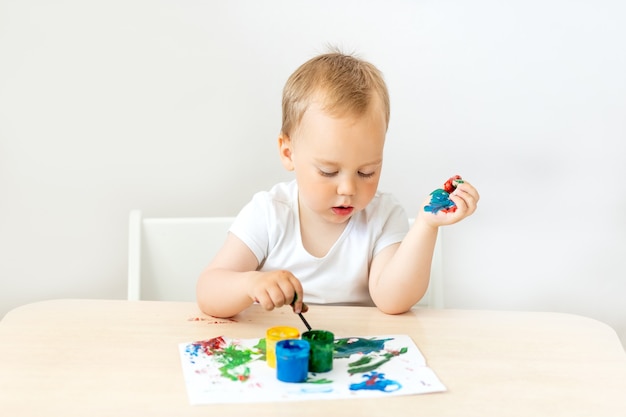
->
<box><xmin>281</xmin><ymin>51</ymin><xmax>390</xmax><ymax>137</ymax></box>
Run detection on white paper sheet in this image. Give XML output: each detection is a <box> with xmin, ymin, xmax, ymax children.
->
<box><xmin>178</xmin><ymin>334</ymin><xmax>446</xmax><ymax>405</ymax></box>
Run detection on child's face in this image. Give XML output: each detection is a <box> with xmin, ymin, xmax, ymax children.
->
<box><xmin>280</xmin><ymin>98</ymin><xmax>387</xmax><ymax>225</ymax></box>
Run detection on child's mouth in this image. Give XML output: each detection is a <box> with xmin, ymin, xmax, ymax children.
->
<box><xmin>332</xmin><ymin>206</ymin><xmax>354</xmax><ymax>216</ymax></box>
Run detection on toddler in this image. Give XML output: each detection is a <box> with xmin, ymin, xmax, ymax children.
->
<box><xmin>197</xmin><ymin>51</ymin><xmax>479</xmax><ymax>317</ymax></box>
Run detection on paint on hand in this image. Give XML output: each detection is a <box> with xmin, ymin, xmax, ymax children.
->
<box><xmin>443</xmin><ymin>175</ymin><xmax>464</xmax><ymax>193</ymax></box>
<box><xmin>424</xmin><ymin>174</ymin><xmax>463</xmax><ymax>214</ymax></box>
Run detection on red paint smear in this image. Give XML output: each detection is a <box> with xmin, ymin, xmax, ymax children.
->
<box><xmin>195</xmin><ymin>336</ymin><xmax>227</xmax><ymax>356</ymax></box>
<box><xmin>187</xmin><ymin>317</ymin><xmax>238</xmax><ymax>324</ymax></box>
<box><xmin>443</xmin><ymin>175</ymin><xmax>462</xmax><ymax>193</ymax></box>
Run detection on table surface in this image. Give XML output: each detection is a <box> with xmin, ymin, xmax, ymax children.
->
<box><xmin>1</xmin><ymin>299</ymin><xmax>625</xmax><ymax>417</ymax></box>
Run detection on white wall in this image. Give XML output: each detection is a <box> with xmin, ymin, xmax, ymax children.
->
<box><xmin>1</xmin><ymin>0</ymin><xmax>625</xmax><ymax>346</ymax></box>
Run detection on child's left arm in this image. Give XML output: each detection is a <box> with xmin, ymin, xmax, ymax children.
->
<box><xmin>368</xmin><ymin>180</ymin><xmax>480</xmax><ymax>314</ymax></box>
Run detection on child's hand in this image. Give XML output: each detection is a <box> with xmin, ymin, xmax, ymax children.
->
<box><xmin>249</xmin><ymin>270</ymin><xmax>307</xmax><ymax>314</ymax></box>
<box><xmin>420</xmin><ymin>180</ymin><xmax>480</xmax><ymax>227</ymax></box>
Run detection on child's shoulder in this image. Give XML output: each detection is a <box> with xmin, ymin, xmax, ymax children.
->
<box><xmin>254</xmin><ymin>180</ymin><xmax>296</xmax><ymax>202</ymax></box>
<box><xmin>369</xmin><ymin>189</ymin><xmax>402</xmax><ymax>209</ymax></box>
<box><xmin>246</xmin><ymin>180</ymin><xmax>297</xmax><ymax>214</ymax></box>
<box><xmin>361</xmin><ymin>190</ymin><xmax>406</xmax><ymax>222</ymax></box>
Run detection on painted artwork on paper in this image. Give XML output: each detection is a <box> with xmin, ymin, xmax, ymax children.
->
<box><xmin>178</xmin><ymin>334</ymin><xmax>446</xmax><ymax>405</ymax></box>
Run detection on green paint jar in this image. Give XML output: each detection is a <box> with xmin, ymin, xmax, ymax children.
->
<box><xmin>302</xmin><ymin>330</ymin><xmax>334</xmax><ymax>373</ymax></box>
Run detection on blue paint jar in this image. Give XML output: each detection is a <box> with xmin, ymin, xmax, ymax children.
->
<box><xmin>276</xmin><ymin>339</ymin><xmax>310</xmax><ymax>383</ymax></box>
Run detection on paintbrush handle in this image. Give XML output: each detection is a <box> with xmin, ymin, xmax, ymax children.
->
<box><xmin>291</xmin><ymin>294</ymin><xmax>312</xmax><ymax>331</ymax></box>
<box><xmin>298</xmin><ymin>312</ymin><xmax>312</xmax><ymax>331</ymax></box>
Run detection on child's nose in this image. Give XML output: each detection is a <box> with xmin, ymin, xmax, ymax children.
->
<box><xmin>337</xmin><ymin>175</ymin><xmax>356</xmax><ymax>196</ymax></box>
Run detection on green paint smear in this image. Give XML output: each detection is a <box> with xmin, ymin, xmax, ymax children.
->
<box><xmin>306</xmin><ymin>377</ymin><xmax>333</xmax><ymax>384</ymax></box>
<box><xmin>348</xmin><ymin>356</ymin><xmax>372</xmax><ymax>367</ymax></box>
<box><xmin>200</xmin><ymin>339</ymin><xmax>264</xmax><ymax>382</ymax></box>
<box><xmin>254</xmin><ymin>338</ymin><xmax>266</xmax><ymax>361</ymax></box>
<box><xmin>216</xmin><ymin>344</ymin><xmax>257</xmax><ymax>381</ymax></box>
<box><xmin>333</xmin><ymin>337</ymin><xmax>392</xmax><ymax>359</ymax></box>
<box><xmin>347</xmin><ymin>347</ymin><xmax>408</xmax><ymax>375</ymax></box>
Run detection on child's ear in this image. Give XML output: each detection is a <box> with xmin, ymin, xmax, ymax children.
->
<box><xmin>278</xmin><ymin>133</ymin><xmax>295</xmax><ymax>171</ymax></box>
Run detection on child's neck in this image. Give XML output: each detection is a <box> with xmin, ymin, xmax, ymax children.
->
<box><xmin>298</xmin><ymin>204</ymin><xmax>349</xmax><ymax>258</ymax></box>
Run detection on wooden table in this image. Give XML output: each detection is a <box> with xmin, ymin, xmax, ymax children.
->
<box><xmin>1</xmin><ymin>299</ymin><xmax>625</xmax><ymax>416</ymax></box>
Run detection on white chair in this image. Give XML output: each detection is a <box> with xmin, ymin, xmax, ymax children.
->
<box><xmin>127</xmin><ymin>211</ymin><xmax>444</xmax><ymax>307</ymax></box>
<box><xmin>127</xmin><ymin>210</ymin><xmax>235</xmax><ymax>301</ymax></box>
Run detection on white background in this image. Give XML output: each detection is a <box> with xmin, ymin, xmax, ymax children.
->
<box><xmin>1</xmin><ymin>0</ymin><xmax>625</xmax><ymax>346</ymax></box>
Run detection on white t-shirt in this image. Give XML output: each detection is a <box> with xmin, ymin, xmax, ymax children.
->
<box><xmin>229</xmin><ymin>180</ymin><xmax>408</xmax><ymax>306</ymax></box>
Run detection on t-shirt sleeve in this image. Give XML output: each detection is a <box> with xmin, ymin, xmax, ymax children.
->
<box><xmin>229</xmin><ymin>192</ymin><xmax>270</xmax><ymax>265</ymax></box>
<box><xmin>372</xmin><ymin>195</ymin><xmax>409</xmax><ymax>256</ymax></box>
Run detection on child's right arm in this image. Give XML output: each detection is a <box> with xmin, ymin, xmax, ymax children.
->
<box><xmin>196</xmin><ymin>232</ymin><xmax>305</xmax><ymax>318</ymax></box>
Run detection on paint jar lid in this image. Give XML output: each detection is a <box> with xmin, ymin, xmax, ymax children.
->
<box><xmin>266</xmin><ymin>326</ymin><xmax>300</xmax><ymax>340</ymax></box>
<box><xmin>302</xmin><ymin>329</ymin><xmax>334</xmax><ymax>343</ymax></box>
<box><xmin>276</xmin><ymin>339</ymin><xmax>310</xmax><ymax>359</ymax></box>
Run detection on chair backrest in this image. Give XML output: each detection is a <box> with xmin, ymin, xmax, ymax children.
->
<box><xmin>127</xmin><ymin>210</ymin><xmax>235</xmax><ymax>301</ymax></box>
<box><xmin>127</xmin><ymin>211</ymin><xmax>444</xmax><ymax>307</ymax></box>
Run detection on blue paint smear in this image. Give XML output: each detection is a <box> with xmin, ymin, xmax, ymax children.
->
<box><xmin>424</xmin><ymin>189</ymin><xmax>456</xmax><ymax>213</ymax></box>
<box><xmin>334</xmin><ymin>337</ymin><xmax>393</xmax><ymax>359</ymax></box>
<box><xmin>349</xmin><ymin>372</ymin><xmax>402</xmax><ymax>392</ymax></box>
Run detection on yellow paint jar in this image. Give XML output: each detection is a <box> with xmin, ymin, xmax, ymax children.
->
<box><xmin>266</xmin><ymin>326</ymin><xmax>300</xmax><ymax>368</ymax></box>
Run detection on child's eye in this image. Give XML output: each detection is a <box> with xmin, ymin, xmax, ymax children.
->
<box><xmin>358</xmin><ymin>171</ymin><xmax>376</xmax><ymax>178</ymax></box>
<box><xmin>319</xmin><ymin>170</ymin><xmax>338</xmax><ymax>177</ymax></box>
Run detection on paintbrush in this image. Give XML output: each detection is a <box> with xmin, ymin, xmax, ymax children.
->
<box><xmin>296</xmin><ymin>311</ymin><xmax>312</xmax><ymax>331</ymax></box>
<box><xmin>291</xmin><ymin>294</ymin><xmax>312</xmax><ymax>331</ymax></box>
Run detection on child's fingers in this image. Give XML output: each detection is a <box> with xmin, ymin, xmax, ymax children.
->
<box><xmin>454</xmin><ymin>182</ymin><xmax>480</xmax><ymax>201</ymax></box>
<box><xmin>254</xmin><ymin>291</ymin><xmax>276</xmax><ymax>311</ymax></box>
<box><xmin>451</xmin><ymin>184</ymin><xmax>479</xmax><ymax>213</ymax></box>
<box><xmin>288</xmin><ymin>280</ymin><xmax>306</xmax><ymax>314</ymax></box>
<box><xmin>255</xmin><ymin>270</ymin><xmax>305</xmax><ymax>313</ymax></box>
<box><xmin>266</xmin><ymin>285</ymin><xmax>290</xmax><ymax>308</ymax></box>
<box><xmin>290</xmin><ymin>292</ymin><xmax>305</xmax><ymax>314</ymax></box>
